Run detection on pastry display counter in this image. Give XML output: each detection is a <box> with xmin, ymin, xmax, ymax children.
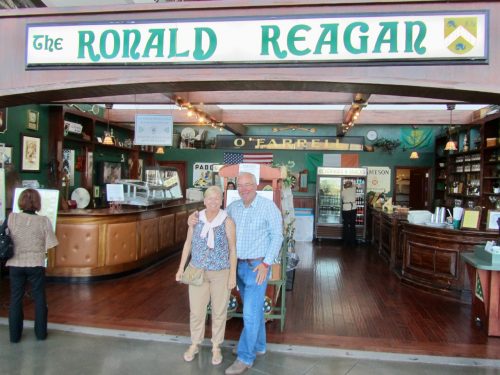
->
<box><xmin>369</xmin><ymin>208</ymin><xmax>497</xmax><ymax>302</ymax></box>
<box><xmin>48</xmin><ymin>200</ymin><xmax>203</xmax><ymax>281</ymax></box>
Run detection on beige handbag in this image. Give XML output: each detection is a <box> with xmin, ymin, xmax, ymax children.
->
<box><xmin>180</xmin><ymin>263</ymin><xmax>204</xmax><ymax>286</ymax></box>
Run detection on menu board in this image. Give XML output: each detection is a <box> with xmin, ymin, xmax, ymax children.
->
<box><xmin>12</xmin><ymin>188</ymin><xmax>59</xmax><ymax>231</ymax></box>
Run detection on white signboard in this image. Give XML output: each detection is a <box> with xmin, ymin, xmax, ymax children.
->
<box><xmin>366</xmin><ymin>166</ymin><xmax>391</xmax><ymax>194</ymax></box>
<box><xmin>134</xmin><ymin>114</ymin><xmax>173</xmax><ymax>146</ymax></box>
<box><xmin>26</xmin><ymin>12</ymin><xmax>487</xmax><ymax>66</ymax></box>
<box><xmin>106</xmin><ymin>184</ymin><xmax>125</xmax><ymax>202</ymax></box>
<box><xmin>239</xmin><ymin>163</ymin><xmax>261</xmax><ymax>185</ymax></box>
<box><xmin>12</xmin><ymin>188</ymin><xmax>59</xmax><ymax>231</ymax></box>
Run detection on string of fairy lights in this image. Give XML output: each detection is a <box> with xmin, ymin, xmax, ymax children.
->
<box><xmin>174</xmin><ymin>96</ymin><xmax>225</xmax><ymax>132</ymax></box>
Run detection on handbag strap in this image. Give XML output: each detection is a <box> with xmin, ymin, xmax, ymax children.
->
<box><xmin>0</xmin><ymin>216</ymin><xmax>8</xmax><ymax>234</ymax></box>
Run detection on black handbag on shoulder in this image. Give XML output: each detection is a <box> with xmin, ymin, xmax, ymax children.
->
<box><xmin>0</xmin><ymin>215</ymin><xmax>14</xmax><ymax>261</ymax></box>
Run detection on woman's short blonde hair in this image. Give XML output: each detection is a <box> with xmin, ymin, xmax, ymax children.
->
<box><xmin>204</xmin><ymin>185</ymin><xmax>223</xmax><ymax>199</ymax></box>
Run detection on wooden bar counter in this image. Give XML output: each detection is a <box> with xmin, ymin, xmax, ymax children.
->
<box><xmin>47</xmin><ymin>200</ymin><xmax>203</xmax><ymax>281</ymax></box>
<box><xmin>369</xmin><ymin>208</ymin><xmax>497</xmax><ymax>302</ymax></box>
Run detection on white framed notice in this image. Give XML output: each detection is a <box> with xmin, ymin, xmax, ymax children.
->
<box><xmin>106</xmin><ymin>184</ymin><xmax>125</xmax><ymax>202</ymax></box>
<box><xmin>134</xmin><ymin>114</ymin><xmax>173</xmax><ymax>146</ymax></box>
<box><xmin>12</xmin><ymin>188</ymin><xmax>59</xmax><ymax>231</ymax></box>
<box><xmin>238</xmin><ymin>163</ymin><xmax>261</xmax><ymax>184</ymax></box>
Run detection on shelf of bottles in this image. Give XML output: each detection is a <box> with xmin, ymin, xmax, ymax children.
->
<box><xmin>317</xmin><ymin>177</ymin><xmax>341</xmax><ymax>225</ymax></box>
<box><xmin>447</xmin><ymin>153</ymin><xmax>481</xmax><ymax>203</ymax></box>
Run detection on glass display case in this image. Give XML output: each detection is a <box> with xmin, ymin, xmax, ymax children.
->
<box><xmin>117</xmin><ymin>166</ymin><xmax>183</xmax><ymax>206</ymax></box>
<box><xmin>314</xmin><ymin>167</ymin><xmax>367</xmax><ymax>240</ymax></box>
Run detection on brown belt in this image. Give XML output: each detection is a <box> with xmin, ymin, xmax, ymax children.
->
<box><xmin>238</xmin><ymin>257</ymin><xmax>264</xmax><ymax>266</ymax></box>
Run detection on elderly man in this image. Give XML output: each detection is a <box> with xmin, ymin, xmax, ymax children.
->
<box><xmin>225</xmin><ymin>172</ymin><xmax>283</xmax><ymax>374</ymax></box>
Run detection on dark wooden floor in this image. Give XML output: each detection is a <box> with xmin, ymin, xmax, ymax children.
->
<box><xmin>1</xmin><ymin>241</ymin><xmax>499</xmax><ymax>359</ymax></box>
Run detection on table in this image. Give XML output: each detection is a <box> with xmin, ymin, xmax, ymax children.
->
<box><xmin>461</xmin><ymin>251</ymin><xmax>500</xmax><ymax>337</ymax></box>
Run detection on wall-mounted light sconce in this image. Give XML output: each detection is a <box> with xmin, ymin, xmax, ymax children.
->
<box><xmin>156</xmin><ymin>146</ymin><xmax>165</xmax><ymax>154</ymax></box>
<box><xmin>409</xmin><ymin>151</ymin><xmax>419</xmax><ymax>159</ymax></box>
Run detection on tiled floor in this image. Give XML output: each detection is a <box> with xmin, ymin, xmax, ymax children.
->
<box><xmin>0</xmin><ymin>319</ymin><xmax>499</xmax><ymax>375</ymax></box>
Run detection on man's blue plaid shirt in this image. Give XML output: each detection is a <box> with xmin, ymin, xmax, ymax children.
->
<box><xmin>227</xmin><ymin>194</ymin><xmax>283</xmax><ymax>265</ymax></box>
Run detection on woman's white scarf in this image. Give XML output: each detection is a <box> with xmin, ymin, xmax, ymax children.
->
<box><xmin>199</xmin><ymin>209</ymin><xmax>227</xmax><ymax>249</ymax></box>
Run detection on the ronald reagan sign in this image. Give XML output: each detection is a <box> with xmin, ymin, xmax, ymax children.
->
<box><xmin>26</xmin><ymin>11</ymin><xmax>487</xmax><ymax>67</ymax></box>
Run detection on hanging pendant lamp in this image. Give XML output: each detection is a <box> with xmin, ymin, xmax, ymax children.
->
<box><xmin>444</xmin><ymin>104</ymin><xmax>457</xmax><ymax>151</ymax></box>
<box><xmin>102</xmin><ymin>104</ymin><xmax>115</xmax><ymax>145</ymax></box>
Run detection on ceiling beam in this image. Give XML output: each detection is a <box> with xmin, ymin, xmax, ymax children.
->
<box><xmin>108</xmin><ymin>108</ymin><xmax>473</xmax><ymax>127</ymax></box>
<box><xmin>59</xmin><ymin>91</ymin><xmax>464</xmax><ymax>107</ymax></box>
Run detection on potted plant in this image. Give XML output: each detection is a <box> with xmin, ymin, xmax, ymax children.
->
<box><xmin>372</xmin><ymin>137</ymin><xmax>401</xmax><ymax>154</ymax></box>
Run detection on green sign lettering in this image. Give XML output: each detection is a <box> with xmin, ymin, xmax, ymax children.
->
<box><xmin>193</xmin><ymin>27</ymin><xmax>217</xmax><ymax>60</ymax></box>
<box><xmin>404</xmin><ymin>21</ymin><xmax>426</xmax><ymax>54</ymax></box>
<box><xmin>344</xmin><ymin>22</ymin><xmax>368</xmax><ymax>54</ymax></box>
<box><xmin>314</xmin><ymin>24</ymin><xmax>339</xmax><ymax>55</ymax></box>
<box><xmin>287</xmin><ymin>24</ymin><xmax>311</xmax><ymax>56</ymax></box>
<box><xmin>373</xmin><ymin>22</ymin><xmax>398</xmax><ymax>53</ymax></box>
<box><xmin>261</xmin><ymin>25</ymin><xmax>287</xmax><ymax>59</ymax></box>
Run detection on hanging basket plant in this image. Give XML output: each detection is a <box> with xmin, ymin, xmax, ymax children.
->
<box><xmin>372</xmin><ymin>137</ymin><xmax>401</xmax><ymax>154</ymax></box>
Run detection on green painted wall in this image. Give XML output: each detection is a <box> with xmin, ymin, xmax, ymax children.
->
<box><xmin>0</xmin><ymin>104</ymin><xmax>51</xmax><ymax>187</ymax></box>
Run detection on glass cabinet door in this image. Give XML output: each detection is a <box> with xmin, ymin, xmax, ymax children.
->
<box><xmin>317</xmin><ymin>177</ymin><xmax>341</xmax><ymax>224</ymax></box>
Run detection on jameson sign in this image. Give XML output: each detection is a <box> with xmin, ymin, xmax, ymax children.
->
<box><xmin>216</xmin><ymin>135</ymin><xmax>364</xmax><ymax>151</ymax></box>
<box><xmin>26</xmin><ymin>12</ymin><xmax>487</xmax><ymax>67</ymax></box>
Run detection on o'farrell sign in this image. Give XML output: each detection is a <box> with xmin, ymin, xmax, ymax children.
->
<box><xmin>215</xmin><ymin>135</ymin><xmax>364</xmax><ymax>151</ymax></box>
<box><xmin>26</xmin><ymin>12</ymin><xmax>487</xmax><ymax>67</ymax></box>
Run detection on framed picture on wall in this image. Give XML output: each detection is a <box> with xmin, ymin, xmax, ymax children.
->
<box><xmin>0</xmin><ymin>145</ymin><xmax>13</xmax><ymax>165</ymax></box>
<box><xmin>97</xmin><ymin>161</ymin><xmax>122</xmax><ymax>185</ymax></box>
<box><xmin>27</xmin><ymin>109</ymin><xmax>39</xmax><ymax>130</ymax></box>
<box><xmin>486</xmin><ymin>209</ymin><xmax>500</xmax><ymax>231</ymax></box>
<box><xmin>0</xmin><ymin>108</ymin><xmax>7</xmax><ymax>133</ymax></box>
<box><xmin>20</xmin><ymin>134</ymin><xmax>41</xmax><ymax>172</ymax></box>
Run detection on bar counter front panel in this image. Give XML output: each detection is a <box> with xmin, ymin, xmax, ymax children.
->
<box><xmin>48</xmin><ymin>200</ymin><xmax>203</xmax><ymax>280</ymax></box>
<box><xmin>370</xmin><ymin>208</ymin><xmax>497</xmax><ymax>302</ymax></box>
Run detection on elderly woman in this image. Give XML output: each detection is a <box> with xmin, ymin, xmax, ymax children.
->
<box><xmin>176</xmin><ymin>185</ymin><xmax>237</xmax><ymax>365</ymax></box>
<box><xmin>6</xmin><ymin>189</ymin><xmax>58</xmax><ymax>343</ymax></box>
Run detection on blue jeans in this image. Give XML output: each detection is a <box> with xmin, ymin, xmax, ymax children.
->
<box><xmin>8</xmin><ymin>266</ymin><xmax>48</xmax><ymax>342</ymax></box>
<box><xmin>235</xmin><ymin>260</ymin><xmax>268</xmax><ymax>366</ymax></box>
